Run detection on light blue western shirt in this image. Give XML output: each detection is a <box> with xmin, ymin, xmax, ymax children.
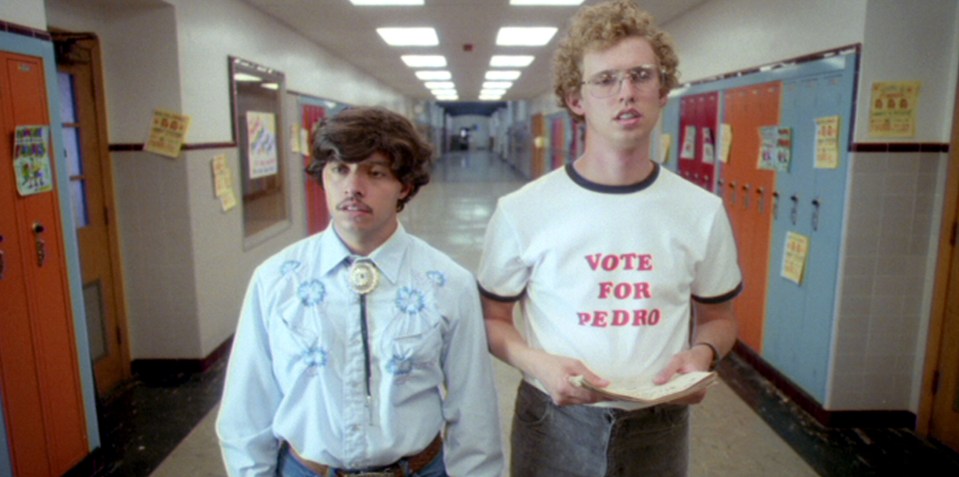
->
<box><xmin>216</xmin><ymin>225</ymin><xmax>504</xmax><ymax>476</ymax></box>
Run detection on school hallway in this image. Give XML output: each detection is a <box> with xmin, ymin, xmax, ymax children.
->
<box><xmin>68</xmin><ymin>150</ymin><xmax>959</xmax><ymax>477</ymax></box>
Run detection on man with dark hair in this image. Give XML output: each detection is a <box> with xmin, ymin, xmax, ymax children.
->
<box><xmin>478</xmin><ymin>1</ymin><xmax>742</xmax><ymax>476</ymax></box>
<box><xmin>218</xmin><ymin>106</ymin><xmax>504</xmax><ymax>477</ymax></box>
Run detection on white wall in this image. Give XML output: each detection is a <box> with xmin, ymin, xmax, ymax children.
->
<box><xmin>0</xmin><ymin>0</ymin><xmax>46</xmax><ymax>29</ymax></box>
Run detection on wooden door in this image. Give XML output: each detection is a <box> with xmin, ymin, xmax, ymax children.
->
<box><xmin>0</xmin><ymin>50</ymin><xmax>89</xmax><ymax>477</ymax></box>
<box><xmin>54</xmin><ymin>32</ymin><xmax>130</xmax><ymax>396</ymax></box>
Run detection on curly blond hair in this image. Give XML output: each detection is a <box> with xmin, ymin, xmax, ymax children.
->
<box><xmin>553</xmin><ymin>0</ymin><xmax>680</xmax><ymax>122</ymax></box>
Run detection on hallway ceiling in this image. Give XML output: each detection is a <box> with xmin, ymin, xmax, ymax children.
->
<box><xmin>242</xmin><ymin>0</ymin><xmax>707</xmax><ymax>107</ymax></box>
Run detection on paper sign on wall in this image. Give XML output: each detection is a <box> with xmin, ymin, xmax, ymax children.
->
<box><xmin>869</xmin><ymin>81</ymin><xmax>921</xmax><ymax>138</ymax></box>
<box><xmin>758</xmin><ymin>126</ymin><xmax>792</xmax><ymax>172</ymax></box>
<box><xmin>701</xmin><ymin>127</ymin><xmax>715</xmax><ymax>164</ymax></box>
<box><xmin>145</xmin><ymin>109</ymin><xmax>191</xmax><ymax>158</ymax></box>
<box><xmin>679</xmin><ymin>126</ymin><xmax>697</xmax><ymax>160</ymax></box>
<box><xmin>718</xmin><ymin>123</ymin><xmax>732</xmax><ymax>163</ymax></box>
<box><xmin>815</xmin><ymin>116</ymin><xmax>840</xmax><ymax>169</ymax></box>
<box><xmin>13</xmin><ymin>125</ymin><xmax>54</xmax><ymax>196</ymax></box>
<box><xmin>246</xmin><ymin>111</ymin><xmax>278</xmax><ymax>179</ymax></box>
<box><xmin>658</xmin><ymin>133</ymin><xmax>672</xmax><ymax>164</ymax></box>
<box><xmin>211</xmin><ymin>154</ymin><xmax>237</xmax><ymax>212</ymax></box>
<box><xmin>781</xmin><ymin>231</ymin><xmax>810</xmax><ymax>285</ymax></box>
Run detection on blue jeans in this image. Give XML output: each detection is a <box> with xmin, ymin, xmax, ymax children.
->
<box><xmin>275</xmin><ymin>445</ymin><xmax>447</xmax><ymax>477</ymax></box>
<box><xmin>510</xmin><ymin>380</ymin><xmax>689</xmax><ymax>477</ymax></box>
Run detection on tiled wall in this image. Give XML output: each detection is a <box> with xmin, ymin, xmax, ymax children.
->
<box><xmin>831</xmin><ymin>151</ymin><xmax>947</xmax><ymax>409</ymax></box>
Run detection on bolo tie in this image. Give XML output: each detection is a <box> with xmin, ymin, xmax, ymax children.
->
<box><xmin>348</xmin><ymin>257</ymin><xmax>379</xmax><ymax>415</ymax></box>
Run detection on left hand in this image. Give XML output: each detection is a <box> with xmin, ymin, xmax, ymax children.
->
<box><xmin>652</xmin><ymin>345</ymin><xmax>714</xmax><ymax>405</ymax></box>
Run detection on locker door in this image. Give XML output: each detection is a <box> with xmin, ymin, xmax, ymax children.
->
<box><xmin>0</xmin><ymin>51</ymin><xmax>89</xmax><ymax>476</ymax></box>
<box><xmin>722</xmin><ymin>83</ymin><xmax>780</xmax><ymax>352</ymax></box>
<box><xmin>678</xmin><ymin>92</ymin><xmax>719</xmax><ymax>191</ymax></box>
<box><xmin>302</xmin><ymin>104</ymin><xmax>327</xmax><ymax>235</ymax></box>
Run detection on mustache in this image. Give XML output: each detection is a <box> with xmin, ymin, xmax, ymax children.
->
<box><xmin>337</xmin><ymin>197</ymin><xmax>373</xmax><ymax>212</ymax></box>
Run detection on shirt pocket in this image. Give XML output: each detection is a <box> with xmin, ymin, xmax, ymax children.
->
<box><xmin>379</xmin><ymin>314</ymin><xmax>444</xmax><ymax>378</ymax></box>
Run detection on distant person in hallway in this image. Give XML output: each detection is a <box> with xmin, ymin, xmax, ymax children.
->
<box><xmin>217</xmin><ymin>107</ymin><xmax>504</xmax><ymax>477</ymax></box>
<box><xmin>477</xmin><ymin>1</ymin><xmax>742</xmax><ymax>476</ymax></box>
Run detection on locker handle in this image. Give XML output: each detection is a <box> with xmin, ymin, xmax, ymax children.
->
<box><xmin>0</xmin><ymin>250</ymin><xmax>4</xmax><ymax>280</ymax></box>
<box><xmin>716</xmin><ymin>178</ymin><xmax>725</xmax><ymax>198</ymax></box>
<box><xmin>772</xmin><ymin>191</ymin><xmax>779</xmax><ymax>220</ymax></box>
<box><xmin>32</xmin><ymin>222</ymin><xmax>46</xmax><ymax>267</ymax></box>
<box><xmin>757</xmin><ymin>187</ymin><xmax>765</xmax><ymax>213</ymax></box>
<box><xmin>812</xmin><ymin>198</ymin><xmax>821</xmax><ymax>232</ymax></box>
<box><xmin>742</xmin><ymin>184</ymin><xmax>751</xmax><ymax>209</ymax></box>
<box><xmin>790</xmin><ymin>195</ymin><xmax>799</xmax><ymax>226</ymax></box>
<box><xmin>729</xmin><ymin>182</ymin><xmax>737</xmax><ymax>205</ymax></box>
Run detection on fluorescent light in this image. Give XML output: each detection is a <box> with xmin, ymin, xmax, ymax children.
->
<box><xmin>491</xmin><ymin>55</ymin><xmax>535</xmax><ymax>67</ymax></box>
<box><xmin>424</xmin><ymin>81</ymin><xmax>455</xmax><ymax>90</ymax></box>
<box><xmin>479</xmin><ymin>94</ymin><xmax>504</xmax><ymax>101</ymax></box>
<box><xmin>496</xmin><ymin>27</ymin><xmax>557</xmax><ymax>46</ymax></box>
<box><xmin>481</xmin><ymin>88</ymin><xmax>508</xmax><ymax>96</ymax></box>
<box><xmin>261</xmin><ymin>83</ymin><xmax>279</xmax><ymax>90</ymax></box>
<box><xmin>431</xmin><ymin>88</ymin><xmax>457</xmax><ymax>95</ymax></box>
<box><xmin>415</xmin><ymin>70</ymin><xmax>452</xmax><ymax>80</ymax></box>
<box><xmin>510</xmin><ymin>0</ymin><xmax>584</xmax><ymax>5</ymax></box>
<box><xmin>435</xmin><ymin>94</ymin><xmax>459</xmax><ymax>101</ymax></box>
<box><xmin>233</xmin><ymin>73</ymin><xmax>261</xmax><ymax>82</ymax></box>
<box><xmin>376</xmin><ymin>27</ymin><xmax>438</xmax><ymax>46</ymax></box>
<box><xmin>486</xmin><ymin>70</ymin><xmax>521</xmax><ymax>80</ymax></box>
<box><xmin>350</xmin><ymin>0</ymin><xmax>424</xmax><ymax>5</ymax></box>
<box><xmin>483</xmin><ymin>81</ymin><xmax>513</xmax><ymax>89</ymax></box>
<box><xmin>402</xmin><ymin>55</ymin><xmax>447</xmax><ymax>67</ymax></box>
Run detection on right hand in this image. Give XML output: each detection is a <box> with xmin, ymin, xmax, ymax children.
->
<box><xmin>527</xmin><ymin>350</ymin><xmax>609</xmax><ymax>406</ymax></box>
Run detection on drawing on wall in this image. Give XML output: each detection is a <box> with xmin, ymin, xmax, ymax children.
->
<box><xmin>869</xmin><ymin>81</ymin><xmax>921</xmax><ymax>138</ymax></box>
<box><xmin>13</xmin><ymin>125</ymin><xmax>54</xmax><ymax>196</ymax></box>
<box><xmin>246</xmin><ymin>111</ymin><xmax>278</xmax><ymax>179</ymax></box>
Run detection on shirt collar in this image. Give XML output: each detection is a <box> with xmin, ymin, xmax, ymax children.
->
<box><xmin>317</xmin><ymin>223</ymin><xmax>410</xmax><ymax>286</ymax></box>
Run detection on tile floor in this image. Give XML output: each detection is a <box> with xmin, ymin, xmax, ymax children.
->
<box><xmin>69</xmin><ymin>151</ymin><xmax>959</xmax><ymax>477</ymax></box>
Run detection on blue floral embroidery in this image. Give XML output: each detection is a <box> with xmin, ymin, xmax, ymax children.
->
<box><xmin>281</xmin><ymin>260</ymin><xmax>301</xmax><ymax>276</ymax></box>
<box><xmin>395</xmin><ymin>287</ymin><xmax>426</xmax><ymax>315</ymax></box>
<box><xmin>298</xmin><ymin>279</ymin><xmax>325</xmax><ymax>307</ymax></box>
<box><xmin>426</xmin><ymin>270</ymin><xmax>446</xmax><ymax>287</ymax></box>
<box><xmin>303</xmin><ymin>344</ymin><xmax>328</xmax><ymax>373</ymax></box>
<box><xmin>387</xmin><ymin>353</ymin><xmax>413</xmax><ymax>376</ymax></box>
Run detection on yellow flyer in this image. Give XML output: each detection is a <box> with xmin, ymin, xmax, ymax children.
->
<box><xmin>718</xmin><ymin>123</ymin><xmax>732</xmax><ymax>163</ymax></box>
<box><xmin>815</xmin><ymin>116</ymin><xmax>840</xmax><ymax>169</ymax></box>
<box><xmin>868</xmin><ymin>81</ymin><xmax>921</xmax><ymax>138</ymax></box>
<box><xmin>145</xmin><ymin>109</ymin><xmax>191</xmax><ymax>158</ymax></box>
<box><xmin>658</xmin><ymin>133</ymin><xmax>671</xmax><ymax>164</ymax></box>
<box><xmin>781</xmin><ymin>231</ymin><xmax>810</xmax><ymax>285</ymax></box>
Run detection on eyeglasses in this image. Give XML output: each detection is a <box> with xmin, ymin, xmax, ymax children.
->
<box><xmin>581</xmin><ymin>65</ymin><xmax>664</xmax><ymax>98</ymax></box>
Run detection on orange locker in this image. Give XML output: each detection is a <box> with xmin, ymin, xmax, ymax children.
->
<box><xmin>0</xmin><ymin>51</ymin><xmax>89</xmax><ymax>476</ymax></box>
<box><xmin>720</xmin><ymin>82</ymin><xmax>781</xmax><ymax>352</ymax></box>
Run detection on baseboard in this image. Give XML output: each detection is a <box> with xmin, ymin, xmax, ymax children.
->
<box><xmin>731</xmin><ymin>341</ymin><xmax>916</xmax><ymax>429</ymax></box>
<box><xmin>130</xmin><ymin>336</ymin><xmax>233</xmax><ymax>385</ymax></box>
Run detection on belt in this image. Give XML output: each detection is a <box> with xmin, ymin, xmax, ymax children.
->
<box><xmin>287</xmin><ymin>434</ymin><xmax>442</xmax><ymax>477</ymax></box>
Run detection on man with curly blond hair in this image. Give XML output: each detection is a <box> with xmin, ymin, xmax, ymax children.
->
<box><xmin>478</xmin><ymin>1</ymin><xmax>742</xmax><ymax>475</ymax></box>
<box><xmin>218</xmin><ymin>107</ymin><xmax>504</xmax><ymax>477</ymax></box>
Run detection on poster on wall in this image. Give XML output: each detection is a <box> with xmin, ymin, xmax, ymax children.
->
<box><xmin>13</xmin><ymin>125</ymin><xmax>54</xmax><ymax>196</ymax></box>
<box><xmin>815</xmin><ymin>116</ymin><xmax>841</xmax><ymax>169</ymax></box>
<box><xmin>246</xmin><ymin>111</ymin><xmax>278</xmax><ymax>179</ymax></box>
<box><xmin>145</xmin><ymin>109</ymin><xmax>191</xmax><ymax>158</ymax></box>
<box><xmin>781</xmin><ymin>231</ymin><xmax>810</xmax><ymax>285</ymax></box>
<box><xmin>658</xmin><ymin>133</ymin><xmax>672</xmax><ymax>164</ymax></box>
<box><xmin>869</xmin><ymin>81</ymin><xmax>921</xmax><ymax>138</ymax></box>
<box><xmin>758</xmin><ymin>126</ymin><xmax>792</xmax><ymax>172</ymax></box>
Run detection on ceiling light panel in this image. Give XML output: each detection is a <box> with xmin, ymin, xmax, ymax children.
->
<box><xmin>415</xmin><ymin>70</ymin><xmax>452</xmax><ymax>80</ymax></box>
<box><xmin>486</xmin><ymin>70</ymin><xmax>521</xmax><ymax>80</ymax></box>
<box><xmin>510</xmin><ymin>0</ymin><xmax>584</xmax><ymax>5</ymax></box>
<box><xmin>496</xmin><ymin>27</ymin><xmax>557</xmax><ymax>46</ymax></box>
<box><xmin>424</xmin><ymin>81</ymin><xmax>456</xmax><ymax>90</ymax></box>
<box><xmin>490</xmin><ymin>55</ymin><xmax>535</xmax><ymax>67</ymax></box>
<box><xmin>377</xmin><ymin>27</ymin><xmax>438</xmax><ymax>46</ymax></box>
<box><xmin>402</xmin><ymin>55</ymin><xmax>447</xmax><ymax>67</ymax></box>
<box><xmin>483</xmin><ymin>81</ymin><xmax>513</xmax><ymax>89</ymax></box>
<box><xmin>350</xmin><ymin>0</ymin><xmax>424</xmax><ymax>5</ymax></box>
